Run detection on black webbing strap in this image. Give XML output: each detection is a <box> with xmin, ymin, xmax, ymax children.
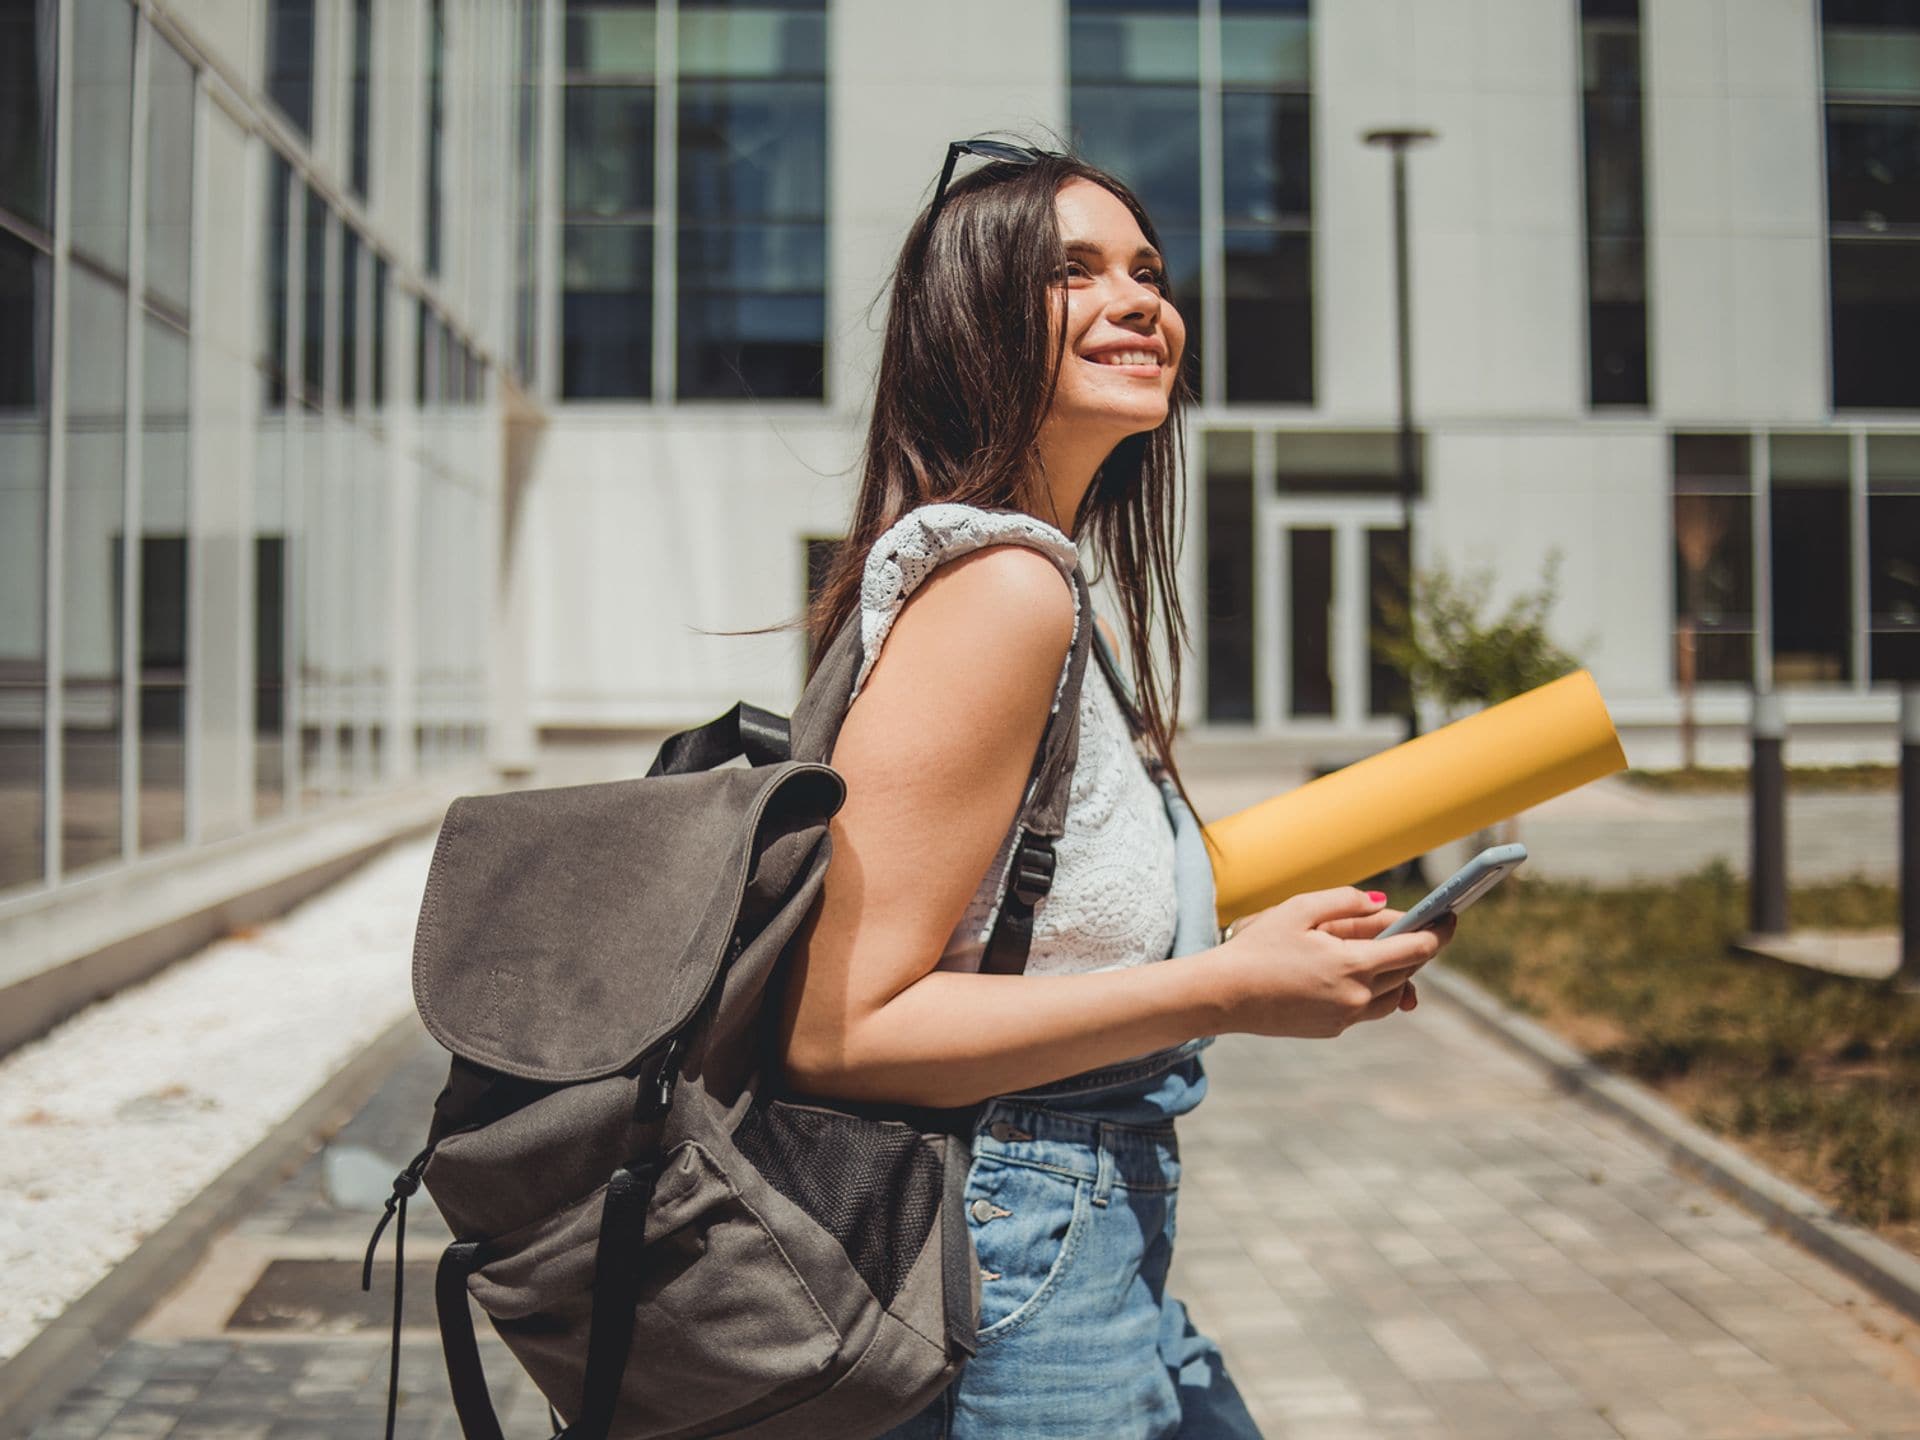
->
<box><xmin>435</xmin><ymin>1163</ymin><xmax>661</xmax><ymax>1440</ymax></box>
<box><xmin>436</xmin><ymin>1242</ymin><xmax>507</xmax><ymax>1440</ymax></box>
<box><xmin>646</xmin><ymin>700</ymin><xmax>792</xmax><ymax>777</ymax></box>
<box><xmin>979</xmin><ymin>568</ymin><xmax>1096</xmax><ymax>977</ymax></box>
<box><xmin>566</xmin><ymin>1163</ymin><xmax>659</xmax><ymax>1436</ymax></box>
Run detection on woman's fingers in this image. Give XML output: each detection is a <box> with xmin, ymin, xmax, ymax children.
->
<box><xmin>1317</xmin><ymin>910</ymin><xmax>1399</xmax><ymax>941</ymax></box>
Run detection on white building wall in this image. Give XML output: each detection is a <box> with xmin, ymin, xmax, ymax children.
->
<box><xmin>1642</xmin><ymin>0</ymin><xmax>1827</xmax><ymax>422</ymax></box>
<box><xmin>1316</xmin><ymin>0</ymin><xmax>1586</xmax><ymax>424</ymax></box>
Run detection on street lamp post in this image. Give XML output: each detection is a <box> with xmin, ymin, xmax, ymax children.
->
<box><xmin>1364</xmin><ymin>125</ymin><xmax>1437</xmax><ymax>891</ymax></box>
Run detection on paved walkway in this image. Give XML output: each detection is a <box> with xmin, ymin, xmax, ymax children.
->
<box><xmin>24</xmin><ymin>986</ymin><xmax>1920</xmax><ymax>1439</ymax></box>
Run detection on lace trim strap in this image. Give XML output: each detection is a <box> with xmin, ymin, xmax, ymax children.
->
<box><xmin>850</xmin><ymin>503</ymin><xmax>1081</xmax><ymax>708</ymax></box>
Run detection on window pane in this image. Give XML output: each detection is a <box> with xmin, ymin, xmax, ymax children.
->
<box><xmin>302</xmin><ymin>188</ymin><xmax>328</xmax><ymax>405</ymax></box>
<box><xmin>262</xmin><ymin>154</ymin><xmax>292</xmax><ymax>408</ymax></box>
<box><xmin>1826</xmin><ymin>104</ymin><xmax>1920</xmax><ymax>228</ymax></box>
<box><xmin>1824</xmin><ymin>27</ymin><xmax>1920</xmax><ymax>99</ymax></box>
<box><xmin>0</xmin><ymin>229</ymin><xmax>50</xmax><ymax>889</ymax></box>
<box><xmin>426</xmin><ymin>0</ymin><xmax>445</xmax><ymax>274</ymax></box>
<box><xmin>1868</xmin><ymin>492</ymin><xmax>1920</xmax><ymax>680</ymax></box>
<box><xmin>1288</xmin><ymin>527</ymin><xmax>1334</xmax><ymax>717</ymax></box>
<box><xmin>1219</xmin><ymin>14</ymin><xmax>1309</xmax><ymax>88</ymax></box>
<box><xmin>677</xmin><ymin>81</ymin><xmax>825</xmax><ymax>221</ymax></box>
<box><xmin>1204</xmin><ymin>431</ymin><xmax>1254</xmax><ymax>722</ymax></box>
<box><xmin>1770</xmin><ymin>484</ymin><xmax>1852</xmax><ymax>683</ymax></box>
<box><xmin>141</xmin><ymin>317</ymin><xmax>189</xmax><ymax>850</ymax></box>
<box><xmin>372</xmin><ymin>254</ymin><xmax>388</xmax><ymax>408</ymax></box>
<box><xmin>1224</xmin><ymin>228</ymin><xmax>1312</xmax><ymax>403</ymax></box>
<box><xmin>145</xmin><ymin>35</ymin><xmax>195</xmax><ymax>317</ymax></box>
<box><xmin>1070</xmin><ymin>12</ymin><xmax>1200</xmax><ymax>85</ymax></box>
<box><xmin>1070</xmin><ymin>83</ymin><xmax>1202</xmax><ymax>222</ymax></box>
<box><xmin>1</xmin><ymin>0</ymin><xmax>58</xmax><ymax>231</ymax></box>
<box><xmin>567</xmin><ymin>1</ymin><xmax>657</xmax><ymax>74</ymax></box>
<box><xmin>341</xmin><ymin>228</ymin><xmax>360</xmax><ymax>411</ymax></box>
<box><xmin>1673</xmin><ymin>431</ymin><xmax>1750</xmax><ymax>491</ymax></box>
<box><xmin>1368</xmin><ymin>528</ymin><xmax>1411</xmax><ymax>718</ymax></box>
<box><xmin>62</xmin><ymin>266</ymin><xmax>128</xmax><ymax>874</ymax></box>
<box><xmin>1222</xmin><ymin>91</ymin><xmax>1310</xmax><ymax>223</ymax></box>
<box><xmin>267</xmin><ymin>0</ymin><xmax>316</xmax><ymax>136</ymax></box>
<box><xmin>1868</xmin><ymin>432</ymin><xmax>1920</xmax><ymax>486</ymax></box>
<box><xmin>566</xmin><ymin>86</ymin><xmax>657</xmax><ymax>214</ymax></box>
<box><xmin>351</xmin><ymin>0</ymin><xmax>373</xmax><ymax>197</ymax></box>
<box><xmin>1274</xmin><ymin>430</ymin><xmax>1423</xmax><ymax>494</ymax></box>
<box><xmin>1769</xmin><ymin>431</ymin><xmax>1849</xmax><ymax>484</ymax></box>
<box><xmin>1582</xmin><ymin>5</ymin><xmax>1648</xmax><ymax>409</ymax></box>
<box><xmin>515</xmin><ymin>0</ymin><xmax>543</xmax><ymax>386</ymax></box>
<box><xmin>1830</xmin><ymin>237</ymin><xmax>1920</xmax><ymax>408</ymax></box>
<box><xmin>679</xmin><ymin>7</ymin><xmax>824</xmax><ymax>78</ymax></box>
<box><xmin>563</xmin><ymin>223</ymin><xmax>653</xmax><ymax>397</ymax></box>
<box><xmin>71</xmin><ymin>0</ymin><xmax>134</xmax><ymax>275</ymax></box>
<box><xmin>1672</xmin><ymin>491</ymin><xmax>1753</xmax><ymax>681</ymax></box>
<box><xmin>677</xmin><ymin>223</ymin><xmax>824</xmax><ymax>398</ymax></box>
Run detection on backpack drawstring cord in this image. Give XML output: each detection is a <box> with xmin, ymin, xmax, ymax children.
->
<box><xmin>362</xmin><ymin>1142</ymin><xmax>437</xmax><ymax>1440</ymax></box>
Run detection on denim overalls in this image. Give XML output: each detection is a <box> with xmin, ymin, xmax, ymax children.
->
<box><xmin>878</xmin><ymin>772</ymin><xmax>1267</xmax><ymax>1439</ymax></box>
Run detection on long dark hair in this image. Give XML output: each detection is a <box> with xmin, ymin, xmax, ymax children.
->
<box><xmin>745</xmin><ymin>147</ymin><xmax>1208</xmax><ymax>832</ymax></box>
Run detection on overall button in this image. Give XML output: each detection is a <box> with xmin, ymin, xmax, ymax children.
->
<box><xmin>987</xmin><ymin>1120</ymin><xmax>1032</xmax><ymax>1144</ymax></box>
<box><xmin>969</xmin><ymin>1198</ymin><xmax>1012</xmax><ymax>1223</ymax></box>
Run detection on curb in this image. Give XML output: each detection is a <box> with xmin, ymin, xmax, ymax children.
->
<box><xmin>0</xmin><ymin>1014</ymin><xmax>428</xmax><ymax>1439</ymax></box>
<box><xmin>1420</xmin><ymin>960</ymin><xmax>1920</xmax><ymax>1326</ymax></box>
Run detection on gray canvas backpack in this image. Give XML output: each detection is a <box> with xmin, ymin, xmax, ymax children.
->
<box><xmin>364</xmin><ymin>564</ymin><xmax>1108</xmax><ymax>1439</ymax></box>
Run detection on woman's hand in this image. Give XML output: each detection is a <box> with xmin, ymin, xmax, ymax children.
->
<box><xmin>1214</xmin><ymin>888</ymin><xmax>1458</xmax><ymax>1039</ymax></box>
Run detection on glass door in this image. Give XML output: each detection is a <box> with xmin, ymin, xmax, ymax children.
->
<box><xmin>1266</xmin><ymin>500</ymin><xmax>1412</xmax><ymax>732</ymax></box>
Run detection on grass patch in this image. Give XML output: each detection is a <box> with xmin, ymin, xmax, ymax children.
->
<box><xmin>1621</xmin><ymin>764</ymin><xmax>1898</xmax><ymax>794</ymax></box>
<box><xmin>1388</xmin><ymin>861</ymin><xmax>1920</xmax><ymax>1250</ymax></box>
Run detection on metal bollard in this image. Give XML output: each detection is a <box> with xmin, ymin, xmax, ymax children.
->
<box><xmin>1749</xmin><ymin>688</ymin><xmax>1788</xmax><ymax>937</ymax></box>
<box><xmin>1903</xmin><ymin>686</ymin><xmax>1920</xmax><ymax>988</ymax></box>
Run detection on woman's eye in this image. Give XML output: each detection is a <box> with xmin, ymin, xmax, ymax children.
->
<box><xmin>1061</xmin><ymin>260</ymin><xmax>1089</xmax><ymax>281</ymax></box>
<box><xmin>1137</xmin><ymin>268</ymin><xmax>1168</xmax><ymax>290</ymax></box>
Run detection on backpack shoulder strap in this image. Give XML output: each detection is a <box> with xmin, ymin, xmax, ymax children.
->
<box><xmin>978</xmin><ymin>565</ymin><xmax>1096</xmax><ymax>976</ymax></box>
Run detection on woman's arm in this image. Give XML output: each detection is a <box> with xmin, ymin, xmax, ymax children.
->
<box><xmin>776</xmin><ymin>544</ymin><xmax>1446</xmax><ymax>1109</ymax></box>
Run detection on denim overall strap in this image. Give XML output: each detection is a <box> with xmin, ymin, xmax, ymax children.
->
<box><xmin>986</xmin><ymin>756</ymin><xmax>1221</xmax><ymax>1122</ymax></box>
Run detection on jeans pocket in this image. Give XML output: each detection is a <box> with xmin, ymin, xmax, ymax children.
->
<box><xmin>965</xmin><ymin>1154</ymin><xmax>1091</xmax><ymax>1346</ymax></box>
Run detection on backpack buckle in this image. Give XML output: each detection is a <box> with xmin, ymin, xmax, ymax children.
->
<box><xmin>1009</xmin><ymin>837</ymin><xmax>1056</xmax><ymax>909</ymax></box>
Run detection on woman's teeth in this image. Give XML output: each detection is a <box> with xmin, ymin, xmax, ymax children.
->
<box><xmin>1089</xmin><ymin>351</ymin><xmax>1160</xmax><ymax>367</ymax></box>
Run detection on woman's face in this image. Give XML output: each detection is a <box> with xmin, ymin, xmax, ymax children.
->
<box><xmin>1044</xmin><ymin>177</ymin><xmax>1186</xmax><ymax>439</ymax></box>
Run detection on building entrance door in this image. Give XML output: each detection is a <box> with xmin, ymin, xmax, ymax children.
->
<box><xmin>1262</xmin><ymin>500</ymin><xmax>1414</xmax><ymax>733</ymax></box>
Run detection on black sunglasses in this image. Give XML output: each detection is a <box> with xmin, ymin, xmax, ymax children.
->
<box><xmin>925</xmin><ymin>138</ymin><xmax>1063</xmax><ymax>231</ymax></box>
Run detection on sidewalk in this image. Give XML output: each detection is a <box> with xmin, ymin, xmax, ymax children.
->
<box><xmin>20</xmin><ymin>994</ymin><xmax>1920</xmax><ymax>1439</ymax></box>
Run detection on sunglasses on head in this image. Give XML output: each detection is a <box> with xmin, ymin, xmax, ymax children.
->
<box><xmin>925</xmin><ymin>138</ymin><xmax>1065</xmax><ymax>231</ymax></box>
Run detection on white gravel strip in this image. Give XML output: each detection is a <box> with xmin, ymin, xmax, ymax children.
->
<box><xmin>0</xmin><ymin>836</ymin><xmax>435</xmax><ymax>1364</ymax></box>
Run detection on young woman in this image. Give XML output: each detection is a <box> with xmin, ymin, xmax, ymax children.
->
<box><xmin>777</xmin><ymin>141</ymin><xmax>1457</xmax><ymax>1439</ymax></box>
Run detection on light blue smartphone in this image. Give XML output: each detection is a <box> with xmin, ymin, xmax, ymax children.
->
<box><xmin>1375</xmin><ymin>843</ymin><xmax>1528</xmax><ymax>939</ymax></box>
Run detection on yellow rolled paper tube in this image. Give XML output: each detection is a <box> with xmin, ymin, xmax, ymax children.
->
<box><xmin>1205</xmin><ymin>669</ymin><xmax>1628</xmax><ymax>928</ymax></box>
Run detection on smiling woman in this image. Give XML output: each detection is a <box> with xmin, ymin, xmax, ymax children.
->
<box><xmin>768</xmin><ymin>139</ymin><xmax>1448</xmax><ymax>1440</ymax></box>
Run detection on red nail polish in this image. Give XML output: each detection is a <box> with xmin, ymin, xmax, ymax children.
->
<box><xmin>1367</xmin><ymin>890</ymin><xmax>1386</xmax><ymax>904</ymax></box>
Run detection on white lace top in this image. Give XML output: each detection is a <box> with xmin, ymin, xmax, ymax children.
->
<box><xmin>850</xmin><ymin>503</ymin><xmax>1178</xmax><ymax>977</ymax></box>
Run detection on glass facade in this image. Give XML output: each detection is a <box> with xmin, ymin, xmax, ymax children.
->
<box><xmin>1578</xmin><ymin>0</ymin><xmax>1649</xmax><ymax>408</ymax></box>
<box><xmin>266</xmin><ymin>0</ymin><xmax>316</xmax><ymax>139</ymax></box>
<box><xmin>1823</xmin><ymin>0</ymin><xmax>1920</xmax><ymax>409</ymax></box>
<box><xmin>1866</xmin><ymin>435</ymin><xmax>1920</xmax><ymax>680</ymax></box>
<box><xmin>559</xmin><ymin>0</ymin><xmax>827</xmax><ymax>401</ymax></box>
<box><xmin>2</xmin><ymin>0</ymin><xmax>504</xmax><ymax>903</ymax></box>
<box><xmin>1671</xmin><ymin>428</ymin><xmax>1920</xmax><ymax>690</ymax></box>
<box><xmin>1070</xmin><ymin>0</ymin><xmax>1313</xmax><ymax>405</ymax></box>
<box><xmin>1672</xmin><ymin>433</ymin><xmax>1755</xmax><ymax>686</ymax></box>
<box><xmin>676</xmin><ymin>0</ymin><xmax>828</xmax><ymax>399</ymax></box>
<box><xmin>563</xmin><ymin>1</ymin><xmax>659</xmax><ymax>397</ymax></box>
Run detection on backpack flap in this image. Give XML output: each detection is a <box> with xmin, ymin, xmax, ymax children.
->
<box><xmin>412</xmin><ymin>761</ymin><xmax>845</xmax><ymax>1084</ymax></box>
